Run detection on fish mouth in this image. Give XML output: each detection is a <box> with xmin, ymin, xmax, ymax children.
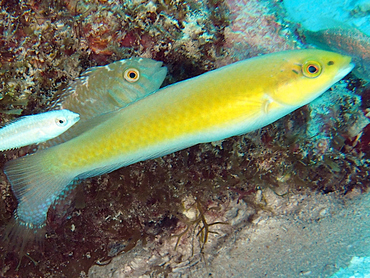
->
<box><xmin>152</xmin><ymin>64</ymin><xmax>168</xmax><ymax>85</ymax></box>
<box><xmin>140</xmin><ymin>58</ymin><xmax>167</xmax><ymax>80</ymax></box>
<box><xmin>153</xmin><ymin>61</ymin><xmax>165</xmax><ymax>69</ymax></box>
<box><xmin>334</xmin><ymin>62</ymin><xmax>355</xmax><ymax>81</ymax></box>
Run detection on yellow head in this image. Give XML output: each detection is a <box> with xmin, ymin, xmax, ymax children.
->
<box><xmin>264</xmin><ymin>49</ymin><xmax>354</xmax><ymax>107</ymax></box>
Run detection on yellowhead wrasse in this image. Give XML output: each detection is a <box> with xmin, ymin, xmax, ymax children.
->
<box><xmin>3</xmin><ymin>49</ymin><xmax>354</xmax><ymax>246</ymax></box>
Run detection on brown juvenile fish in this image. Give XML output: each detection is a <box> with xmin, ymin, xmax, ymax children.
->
<box><xmin>46</xmin><ymin>57</ymin><xmax>167</xmax><ymax>146</ymax></box>
<box><xmin>305</xmin><ymin>23</ymin><xmax>370</xmax><ymax>81</ymax></box>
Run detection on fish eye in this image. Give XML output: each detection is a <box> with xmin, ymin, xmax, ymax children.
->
<box><xmin>302</xmin><ymin>61</ymin><xmax>322</xmax><ymax>78</ymax></box>
<box><xmin>56</xmin><ymin>117</ymin><xmax>67</xmax><ymax>126</ymax></box>
<box><xmin>124</xmin><ymin>68</ymin><xmax>140</xmax><ymax>83</ymax></box>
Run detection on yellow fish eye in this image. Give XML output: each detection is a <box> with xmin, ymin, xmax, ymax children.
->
<box><xmin>302</xmin><ymin>60</ymin><xmax>322</xmax><ymax>78</ymax></box>
<box><xmin>124</xmin><ymin>68</ymin><xmax>140</xmax><ymax>82</ymax></box>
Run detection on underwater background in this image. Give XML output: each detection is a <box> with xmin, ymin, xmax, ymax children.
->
<box><xmin>0</xmin><ymin>0</ymin><xmax>369</xmax><ymax>277</ymax></box>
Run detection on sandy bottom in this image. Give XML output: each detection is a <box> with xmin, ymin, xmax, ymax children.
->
<box><xmin>88</xmin><ymin>188</ymin><xmax>370</xmax><ymax>277</ymax></box>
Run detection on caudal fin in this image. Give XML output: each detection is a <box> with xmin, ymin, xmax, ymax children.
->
<box><xmin>3</xmin><ymin>216</ymin><xmax>46</xmax><ymax>257</ymax></box>
<box><xmin>3</xmin><ymin>149</ymin><xmax>75</xmax><ymax>251</ymax></box>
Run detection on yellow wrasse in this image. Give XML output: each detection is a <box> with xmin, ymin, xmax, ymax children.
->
<box><xmin>4</xmin><ymin>49</ymin><xmax>353</xmax><ymax>239</ymax></box>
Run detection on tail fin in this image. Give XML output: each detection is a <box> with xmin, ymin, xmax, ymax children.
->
<box><xmin>3</xmin><ymin>149</ymin><xmax>75</xmax><ymax>251</ymax></box>
<box><xmin>3</xmin><ymin>217</ymin><xmax>46</xmax><ymax>258</ymax></box>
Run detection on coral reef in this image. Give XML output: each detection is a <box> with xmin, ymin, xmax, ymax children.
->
<box><xmin>0</xmin><ymin>0</ymin><xmax>230</xmax><ymax>122</ymax></box>
<box><xmin>0</xmin><ymin>0</ymin><xmax>369</xmax><ymax>277</ymax></box>
<box><xmin>221</xmin><ymin>0</ymin><xmax>297</xmax><ymax>65</ymax></box>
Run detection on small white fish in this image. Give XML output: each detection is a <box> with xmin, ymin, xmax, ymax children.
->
<box><xmin>0</xmin><ymin>110</ymin><xmax>80</xmax><ymax>151</ymax></box>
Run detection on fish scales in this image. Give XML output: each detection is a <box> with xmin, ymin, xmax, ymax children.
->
<box><xmin>4</xmin><ymin>49</ymin><xmax>354</xmax><ymax>239</ymax></box>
